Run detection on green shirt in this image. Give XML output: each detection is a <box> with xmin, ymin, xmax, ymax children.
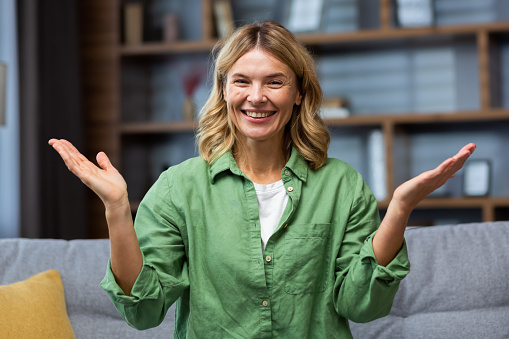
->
<box><xmin>101</xmin><ymin>148</ymin><xmax>410</xmax><ymax>338</ymax></box>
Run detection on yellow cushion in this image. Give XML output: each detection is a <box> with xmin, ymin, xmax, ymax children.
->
<box><xmin>0</xmin><ymin>269</ymin><xmax>76</xmax><ymax>339</ymax></box>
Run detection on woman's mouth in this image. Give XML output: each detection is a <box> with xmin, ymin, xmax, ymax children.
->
<box><xmin>242</xmin><ymin>110</ymin><xmax>276</xmax><ymax>119</ymax></box>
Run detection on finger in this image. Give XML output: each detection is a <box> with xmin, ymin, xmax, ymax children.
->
<box><xmin>449</xmin><ymin>144</ymin><xmax>476</xmax><ymax>171</ymax></box>
<box><xmin>96</xmin><ymin>152</ymin><xmax>112</xmax><ymax>171</ymax></box>
<box><xmin>450</xmin><ymin>143</ymin><xmax>476</xmax><ymax>163</ymax></box>
<box><xmin>50</xmin><ymin>140</ymin><xmax>98</xmax><ymax>177</ymax></box>
<box><xmin>429</xmin><ymin>144</ymin><xmax>475</xmax><ymax>184</ymax></box>
<box><xmin>50</xmin><ymin>140</ymin><xmax>79</xmax><ymax>168</ymax></box>
<box><xmin>59</xmin><ymin>139</ymin><xmax>90</xmax><ymax>164</ymax></box>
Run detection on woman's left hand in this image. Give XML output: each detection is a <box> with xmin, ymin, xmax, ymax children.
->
<box><xmin>374</xmin><ymin>143</ymin><xmax>476</xmax><ymax>266</ymax></box>
<box><xmin>392</xmin><ymin>143</ymin><xmax>476</xmax><ymax>213</ymax></box>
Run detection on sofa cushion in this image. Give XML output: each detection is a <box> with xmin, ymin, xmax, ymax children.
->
<box><xmin>350</xmin><ymin>221</ymin><xmax>509</xmax><ymax>339</ymax></box>
<box><xmin>0</xmin><ymin>238</ymin><xmax>175</xmax><ymax>338</ymax></box>
<box><xmin>0</xmin><ymin>269</ymin><xmax>76</xmax><ymax>338</ymax></box>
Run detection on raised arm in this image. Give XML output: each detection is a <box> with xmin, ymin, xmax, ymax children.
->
<box><xmin>373</xmin><ymin>143</ymin><xmax>476</xmax><ymax>266</ymax></box>
<box><xmin>49</xmin><ymin>139</ymin><xmax>142</xmax><ymax>295</ymax></box>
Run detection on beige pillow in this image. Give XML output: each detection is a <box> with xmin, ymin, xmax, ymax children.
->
<box><xmin>0</xmin><ymin>269</ymin><xmax>76</xmax><ymax>338</ymax></box>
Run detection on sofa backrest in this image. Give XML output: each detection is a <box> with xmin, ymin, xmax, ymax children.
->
<box><xmin>350</xmin><ymin>221</ymin><xmax>509</xmax><ymax>339</ymax></box>
<box><xmin>3</xmin><ymin>221</ymin><xmax>508</xmax><ymax>338</ymax></box>
<box><xmin>0</xmin><ymin>238</ymin><xmax>175</xmax><ymax>338</ymax></box>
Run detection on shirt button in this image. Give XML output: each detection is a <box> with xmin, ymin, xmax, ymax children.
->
<box><xmin>287</xmin><ymin>186</ymin><xmax>294</xmax><ymax>192</ymax></box>
<box><xmin>265</xmin><ymin>255</ymin><xmax>272</xmax><ymax>263</ymax></box>
<box><xmin>284</xmin><ymin>170</ymin><xmax>290</xmax><ymax>176</ymax></box>
<box><xmin>262</xmin><ymin>300</ymin><xmax>269</xmax><ymax>307</ymax></box>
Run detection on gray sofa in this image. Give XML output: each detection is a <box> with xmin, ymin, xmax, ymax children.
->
<box><xmin>1</xmin><ymin>221</ymin><xmax>508</xmax><ymax>338</ymax></box>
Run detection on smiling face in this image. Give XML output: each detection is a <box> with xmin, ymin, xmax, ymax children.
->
<box><xmin>223</xmin><ymin>48</ymin><xmax>302</xmax><ymax>149</ymax></box>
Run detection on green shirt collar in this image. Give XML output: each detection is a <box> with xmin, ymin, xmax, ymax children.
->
<box><xmin>209</xmin><ymin>147</ymin><xmax>308</xmax><ymax>184</ymax></box>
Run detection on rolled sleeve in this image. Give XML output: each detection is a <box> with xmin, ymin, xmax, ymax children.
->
<box><xmin>100</xmin><ymin>258</ymin><xmax>188</xmax><ymax>330</ymax></box>
<box><xmin>100</xmin><ymin>261</ymin><xmax>163</xmax><ymax>306</ymax></box>
<box><xmin>360</xmin><ymin>233</ymin><xmax>410</xmax><ymax>284</ymax></box>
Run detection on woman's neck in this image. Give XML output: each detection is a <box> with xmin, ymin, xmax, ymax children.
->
<box><xmin>234</xmin><ymin>140</ymin><xmax>288</xmax><ymax>184</ymax></box>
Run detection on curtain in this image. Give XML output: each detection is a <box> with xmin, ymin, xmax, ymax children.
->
<box><xmin>18</xmin><ymin>0</ymin><xmax>88</xmax><ymax>239</ymax></box>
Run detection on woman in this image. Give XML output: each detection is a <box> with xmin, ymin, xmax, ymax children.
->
<box><xmin>49</xmin><ymin>21</ymin><xmax>475</xmax><ymax>338</ymax></box>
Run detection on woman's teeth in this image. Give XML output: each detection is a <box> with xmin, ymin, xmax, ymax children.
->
<box><xmin>243</xmin><ymin>110</ymin><xmax>275</xmax><ymax>118</ymax></box>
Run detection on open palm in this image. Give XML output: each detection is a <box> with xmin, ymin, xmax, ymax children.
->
<box><xmin>392</xmin><ymin>143</ymin><xmax>476</xmax><ymax>211</ymax></box>
<box><xmin>49</xmin><ymin>139</ymin><xmax>128</xmax><ymax>207</ymax></box>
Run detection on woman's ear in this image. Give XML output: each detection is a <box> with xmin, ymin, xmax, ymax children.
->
<box><xmin>222</xmin><ymin>79</ymin><xmax>227</xmax><ymax>99</ymax></box>
<box><xmin>295</xmin><ymin>91</ymin><xmax>303</xmax><ymax>106</ymax></box>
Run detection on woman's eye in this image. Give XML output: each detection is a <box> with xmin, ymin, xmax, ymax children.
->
<box><xmin>269</xmin><ymin>80</ymin><xmax>283</xmax><ymax>86</ymax></box>
<box><xmin>233</xmin><ymin>79</ymin><xmax>248</xmax><ymax>84</ymax></box>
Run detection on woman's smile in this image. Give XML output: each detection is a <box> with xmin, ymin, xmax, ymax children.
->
<box><xmin>241</xmin><ymin>109</ymin><xmax>277</xmax><ymax>119</ymax></box>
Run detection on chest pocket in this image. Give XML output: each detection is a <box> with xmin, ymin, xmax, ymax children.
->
<box><xmin>284</xmin><ymin>223</ymin><xmax>332</xmax><ymax>294</ymax></box>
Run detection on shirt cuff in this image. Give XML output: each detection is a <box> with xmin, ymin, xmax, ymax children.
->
<box><xmin>359</xmin><ymin>231</ymin><xmax>411</xmax><ymax>284</ymax></box>
<box><xmin>100</xmin><ymin>260</ymin><xmax>161</xmax><ymax>305</ymax></box>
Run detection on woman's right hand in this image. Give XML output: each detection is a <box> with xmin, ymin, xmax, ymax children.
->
<box><xmin>48</xmin><ymin>139</ymin><xmax>128</xmax><ymax>209</ymax></box>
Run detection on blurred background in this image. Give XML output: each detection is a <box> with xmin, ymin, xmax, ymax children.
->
<box><xmin>1</xmin><ymin>0</ymin><xmax>509</xmax><ymax>239</ymax></box>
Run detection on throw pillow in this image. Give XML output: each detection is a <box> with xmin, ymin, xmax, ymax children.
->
<box><xmin>0</xmin><ymin>269</ymin><xmax>76</xmax><ymax>338</ymax></box>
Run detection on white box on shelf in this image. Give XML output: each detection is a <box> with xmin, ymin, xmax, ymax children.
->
<box><xmin>367</xmin><ymin>129</ymin><xmax>387</xmax><ymax>201</ymax></box>
<box><xmin>396</xmin><ymin>0</ymin><xmax>434</xmax><ymax>27</ymax></box>
<box><xmin>0</xmin><ymin>63</ymin><xmax>6</xmax><ymax>126</ymax></box>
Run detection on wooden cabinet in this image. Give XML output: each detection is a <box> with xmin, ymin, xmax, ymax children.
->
<box><xmin>80</xmin><ymin>0</ymin><xmax>509</xmax><ymax>237</ymax></box>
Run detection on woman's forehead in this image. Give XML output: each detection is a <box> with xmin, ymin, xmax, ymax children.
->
<box><xmin>229</xmin><ymin>48</ymin><xmax>295</xmax><ymax>78</ymax></box>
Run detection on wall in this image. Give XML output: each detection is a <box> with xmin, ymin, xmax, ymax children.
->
<box><xmin>0</xmin><ymin>0</ymin><xmax>20</xmax><ymax>237</ymax></box>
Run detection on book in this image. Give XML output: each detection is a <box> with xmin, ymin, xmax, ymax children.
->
<box><xmin>287</xmin><ymin>0</ymin><xmax>324</xmax><ymax>32</ymax></box>
<box><xmin>396</xmin><ymin>0</ymin><xmax>434</xmax><ymax>27</ymax></box>
<box><xmin>213</xmin><ymin>0</ymin><xmax>234</xmax><ymax>39</ymax></box>
<box><xmin>163</xmin><ymin>13</ymin><xmax>179</xmax><ymax>42</ymax></box>
<box><xmin>320</xmin><ymin>97</ymin><xmax>350</xmax><ymax>119</ymax></box>
<box><xmin>0</xmin><ymin>63</ymin><xmax>6</xmax><ymax>126</ymax></box>
<box><xmin>124</xmin><ymin>3</ymin><xmax>143</xmax><ymax>45</ymax></box>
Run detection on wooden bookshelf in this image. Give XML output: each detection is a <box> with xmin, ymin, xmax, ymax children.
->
<box><xmin>79</xmin><ymin>0</ymin><xmax>509</xmax><ymax>236</ymax></box>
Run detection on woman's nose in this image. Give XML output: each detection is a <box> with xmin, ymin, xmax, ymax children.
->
<box><xmin>247</xmin><ymin>84</ymin><xmax>266</xmax><ymax>104</ymax></box>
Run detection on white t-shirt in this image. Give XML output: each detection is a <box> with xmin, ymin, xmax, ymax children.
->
<box><xmin>253</xmin><ymin>180</ymin><xmax>289</xmax><ymax>252</ymax></box>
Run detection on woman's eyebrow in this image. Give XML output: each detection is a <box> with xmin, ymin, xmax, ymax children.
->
<box><xmin>230</xmin><ymin>72</ymin><xmax>289</xmax><ymax>78</ymax></box>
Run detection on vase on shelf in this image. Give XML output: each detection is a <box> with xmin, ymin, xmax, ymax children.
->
<box><xmin>182</xmin><ymin>96</ymin><xmax>195</xmax><ymax>122</ymax></box>
<box><xmin>181</xmin><ymin>67</ymin><xmax>203</xmax><ymax>122</ymax></box>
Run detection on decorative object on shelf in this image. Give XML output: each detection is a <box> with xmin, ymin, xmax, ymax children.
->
<box><xmin>463</xmin><ymin>159</ymin><xmax>491</xmax><ymax>197</ymax></box>
<box><xmin>213</xmin><ymin>0</ymin><xmax>235</xmax><ymax>39</ymax></box>
<box><xmin>320</xmin><ymin>97</ymin><xmax>350</xmax><ymax>119</ymax></box>
<box><xmin>367</xmin><ymin>129</ymin><xmax>387</xmax><ymax>201</ymax></box>
<box><xmin>287</xmin><ymin>0</ymin><xmax>324</xmax><ymax>33</ymax></box>
<box><xmin>0</xmin><ymin>62</ymin><xmax>6</xmax><ymax>126</ymax></box>
<box><xmin>396</xmin><ymin>0</ymin><xmax>434</xmax><ymax>28</ymax></box>
<box><xmin>182</xmin><ymin>69</ymin><xmax>203</xmax><ymax>122</ymax></box>
<box><xmin>163</xmin><ymin>13</ymin><xmax>179</xmax><ymax>42</ymax></box>
<box><xmin>124</xmin><ymin>2</ymin><xmax>144</xmax><ymax>45</ymax></box>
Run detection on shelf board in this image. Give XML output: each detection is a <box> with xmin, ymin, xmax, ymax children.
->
<box><xmin>298</xmin><ymin>21</ymin><xmax>509</xmax><ymax>46</ymax></box>
<box><xmin>120</xmin><ymin>40</ymin><xmax>217</xmax><ymax>56</ymax></box>
<box><xmin>378</xmin><ymin>197</ymin><xmax>509</xmax><ymax>210</ymax></box>
<box><xmin>118</xmin><ymin>22</ymin><xmax>509</xmax><ymax>57</ymax></box>
<box><xmin>414</xmin><ymin>197</ymin><xmax>509</xmax><ymax>209</ymax></box>
<box><xmin>325</xmin><ymin>109</ymin><xmax>509</xmax><ymax>127</ymax></box>
<box><xmin>120</xmin><ymin>109</ymin><xmax>509</xmax><ymax>135</ymax></box>
<box><xmin>121</xmin><ymin>121</ymin><xmax>197</xmax><ymax>134</ymax></box>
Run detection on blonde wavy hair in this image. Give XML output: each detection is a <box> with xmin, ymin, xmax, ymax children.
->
<box><xmin>196</xmin><ymin>21</ymin><xmax>330</xmax><ymax>170</ymax></box>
